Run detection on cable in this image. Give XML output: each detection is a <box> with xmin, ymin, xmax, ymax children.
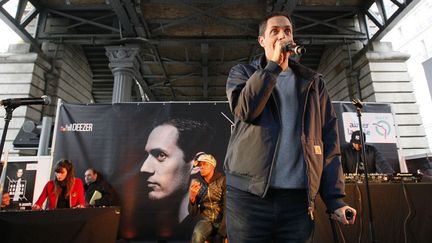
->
<box><xmin>336</xmin><ymin>221</ymin><xmax>347</xmax><ymax>243</ymax></box>
<box><xmin>354</xmin><ymin>182</ymin><xmax>363</xmax><ymax>243</ymax></box>
<box><xmin>402</xmin><ymin>181</ymin><xmax>416</xmax><ymax>243</ymax></box>
<box><xmin>133</xmin><ymin>77</ymin><xmax>149</xmax><ymax>102</ymax></box>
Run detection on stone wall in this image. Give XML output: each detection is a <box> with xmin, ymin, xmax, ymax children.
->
<box><xmin>0</xmin><ymin>43</ymin><xmax>93</xmax><ymax>158</ymax></box>
<box><xmin>318</xmin><ymin>41</ymin><xmax>430</xmax><ymax>164</ymax></box>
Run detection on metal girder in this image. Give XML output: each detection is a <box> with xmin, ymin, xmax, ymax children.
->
<box><xmin>151</xmin><ymin>44</ymin><xmax>175</xmax><ymax>99</ymax></box>
<box><xmin>292</xmin><ymin>13</ymin><xmax>365</xmax><ymax>36</ymax></box>
<box><xmin>366</xmin><ymin>0</ymin><xmax>420</xmax><ymax>41</ymax></box>
<box><xmin>109</xmin><ymin>0</ymin><xmax>136</xmax><ymax>37</ymax></box>
<box><xmin>0</xmin><ymin>0</ymin><xmax>41</xmax><ymax>53</ymax></box>
<box><xmin>295</xmin><ymin>6</ymin><xmax>358</xmax><ymax>12</ymax></box>
<box><xmin>21</xmin><ymin>7</ymin><xmax>38</xmax><ymax>27</ymax></box>
<box><xmin>15</xmin><ymin>0</ymin><xmax>27</xmax><ymax>22</ymax></box>
<box><xmin>151</xmin><ymin>1</ymin><xmax>256</xmax><ymax>35</ymax></box>
<box><xmin>38</xmin><ymin>35</ymin><xmax>367</xmax><ymax>46</ymax></box>
<box><xmin>0</xmin><ymin>0</ymin><xmax>421</xmax><ymax>104</ymax></box>
<box><xmin>375</xmin><ymin>0</ymin><xmax>388</xmax><ymax>23</ymax></box>
<box><xmin>268</xmin><ymin>0</ymin><xmax>298</xmax><ymax>13</ymax></box>
<box><xmin>46</xmin><ymin>9</ymin><xmax>120</xmax><ymax>33</ymax></box>
<box><xmin>201</xmin><ymin>43</ymin><xmax>209</xmax><ymax>98</ymax></box>
<box><xmin>357</xmin><ymin>12</ymin><xmax>370</xmax><ymax>42</ymax></box>
<box><xmin>179</xmin><ymin>3</ymin><xmax>256</xmax><ymax>34</ymax></box>
<box><xmin>66</xmin><ymin>13</ymin><xmax>116</xmax><ymax>30</ymax></box>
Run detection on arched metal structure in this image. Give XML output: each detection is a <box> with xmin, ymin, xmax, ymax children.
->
<box><xmin>0</xmin><ymin>0</ymin><xmax>419</xmax><ymax>102</ymax></box>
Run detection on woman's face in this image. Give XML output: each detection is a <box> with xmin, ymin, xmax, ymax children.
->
<box><xmin>55</xmin><ymin>168</ymin><xmax>68</xmax><ymax>182</ymax></box>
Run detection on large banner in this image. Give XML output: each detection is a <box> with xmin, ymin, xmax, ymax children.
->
<box><xmin>53</xmin><ymin>102</ymin><xmax>233</xmax><ymax>240</ymax></box>
<box><xmin>333</xmin><ymin>102</ymin><xmax>400</xmax><ymax>172</ymax></box>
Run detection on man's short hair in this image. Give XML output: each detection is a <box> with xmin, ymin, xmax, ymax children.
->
<box><xmin>86</xmin><ymin>168</ymin><xmax>102</xmax><ymax>181</ymax></box>
<box><xmin>153</xmin><ymin>118</ymin><xmax>213</xmax><ymax>163</ymax></box>
<box><xmin>258</xmin><ymin>12</ymin><xmax>294</xmax><ymax>36</ymax></box>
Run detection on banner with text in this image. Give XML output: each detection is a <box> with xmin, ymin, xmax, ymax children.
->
<box><xmin>53</xmin><ymin>102</ymin><xmax>233</xmax><ymax>240</ymax></box>
<box><xmin>333</xmin><ymin>102</ymin><xmax>400</xmax><ymax>172</ymax></box>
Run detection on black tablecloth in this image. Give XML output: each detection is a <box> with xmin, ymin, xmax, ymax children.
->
<box><xmin>0</xmin><ymin>207</ymin><xmax>121</xmax><ymax>243</ymax></box>
<box><xmin>314</xmin><ymin>182</ymin><xmax>432</xmax><ymax>243</ymax></box>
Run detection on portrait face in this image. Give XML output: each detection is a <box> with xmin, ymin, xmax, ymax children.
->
<box><xmin>84</xmin><ymin>169</ymin><xmax>97</xmax><ymax>185</ymax></box>
<box><xmin>55</xmin><ymin>167</ymin><xmax>68</xmax><ymax>182</ymax></box>
<box><xmin>140</xmin><ymin>124</ymin><xmax>192</xmax><ymax>200</ymax></box>
<box><xmin>197</xmin><ymin>161</ymin><xmax>215</xmax><ymax>178</ymax></box>
<box><xmin>2</xmin><ymin>193</ymin><xmax>10</xmax><ymax>206</ymax></box>
<box><xmin>16</xmin><ymin>169</ymin><xmax>23</xmax><ymax>178</ymax></box>
<box><xmin>258</xmin><ymin>15</ymin><xmax>293</xmax><ymax>61</ymax></box>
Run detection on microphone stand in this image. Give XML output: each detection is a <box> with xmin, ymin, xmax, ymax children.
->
<box><xmin>352</xmin><ymin>99</ymin><xmax>377</xmax><ymax>243</ymax></box>
<box><xmin>0</xmin><ymin>106</ymin><xmax>16</xmax><ymax>161</ymax></box>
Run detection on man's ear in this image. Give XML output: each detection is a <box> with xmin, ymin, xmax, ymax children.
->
<box><xmin>258</xmin><ymin>36</ymin><xmax>265</xmax><ymax>48</ymax></box>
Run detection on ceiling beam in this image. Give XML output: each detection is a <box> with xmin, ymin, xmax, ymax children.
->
<box><xmin>47</xmin><ymin>9</ymin><xmax>120</xmax><ymax>33</ymax></box>
<box><xmin>369</xmin><ymin>0</ymin><xmax>420</xmax><ymax>41</ymax></box>
<box><xmin>0</xmin><ymin>2</ymin><xmax>42</xmax><ymax>53</ymax></box>
<box><xmin>292</xmin><ymin>13</ymin><xmax>365</xmax><ymax>36</ymax></box>
<box><xmin>109</xmin><ymin>0</ymin><xmax>135</xmax><ymax>36</ymax></box>
<box><xmin>201</xmin><ymin>43</ymin><xmax>209</xmax><ymax>98</ymax></box>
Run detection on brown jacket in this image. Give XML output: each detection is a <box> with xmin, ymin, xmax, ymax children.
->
<box><xmin>188</xmin><ymin>171</ymin><xmax>226</xmax><ymax>224</ymax></box>
<box><xmin>225</xmin><ymin>55</ymin><xmax>346</xmax><ymax>214</ymax></box>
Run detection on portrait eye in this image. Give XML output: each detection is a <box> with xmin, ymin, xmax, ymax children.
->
<box><xmin>156</xmin><ymin>151</ymin><xmax>167</xmax><ymax>162</ymax></box>
<box><xmin>149</xmin><ymin>149</ymin><xmax>168</xmax><ymax>162</ymax></box>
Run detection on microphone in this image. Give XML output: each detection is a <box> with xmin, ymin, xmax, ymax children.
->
<box><xmin>282</xmin><ymin>44</ymin><xmax>306</xmax><ymax>55</ymax></box>
<box><xmin>351</xmin><ymin>98</ymin><xmax>363</xmax><ymax>109</ymax></box>
<box><xmin>0</xmin><ymin>95</ymin><xmax>51</xmax><ymax>108</ymax></box>
<box><xmin>345</xmin><ymin>209</ymin><xmax>354</xmax><ymax>220</ymax></box>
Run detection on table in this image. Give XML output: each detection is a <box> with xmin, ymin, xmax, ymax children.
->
<box><xmin>0</xmin><ymin>207</ymin><xmax>121</xmax><ymax>243</ymax></box>
<box><xmin>314</xmin><ymin>183</ymin><xmax>432</xmax><ymax>243</ymax></box>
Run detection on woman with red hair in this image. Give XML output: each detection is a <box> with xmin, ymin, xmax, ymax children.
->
<box><xmin>32</xmin><ymin>159</ymin><xmax>85</xmax><ymax>209</ymax></box>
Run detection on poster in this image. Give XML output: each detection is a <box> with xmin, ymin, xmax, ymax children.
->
<box><xmin>333</xmin><ymin>101</ymin><xmax>400</xmax><ymax>172</ymax></box>
<box><xmin>53</xmin><ymin>102</ymin><xmax>233</xmax><ymax>240</ymax></box>
<box><xmin>5</xmin><ymin>160</ymin><xmax>36</xmax><ymax>209</ymax></box>
<box><xmin>1</xmin><ymin>156</ymin><xmax>52</xmax><ymax>209</ymax></box>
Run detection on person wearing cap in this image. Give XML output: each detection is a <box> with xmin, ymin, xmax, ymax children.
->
<box><xmin>341</xmin><ymin>130</ymin><xmax>394</xmax><ymax>174</ymax></box>
<box><xmin>189</xmin><ymin>153</ymin><xmax>226</xmax><ymax>243</ymax></box>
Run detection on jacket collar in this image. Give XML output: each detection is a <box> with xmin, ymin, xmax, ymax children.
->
<box><xmin>254</xmin><ymin>54</ymin><xmax>321</xmax><ymax>90</ymax></box>
<box><xmin>203</xmin><ymin>170</ymin><xmax>223</xmax><ymax>184</ymax></box>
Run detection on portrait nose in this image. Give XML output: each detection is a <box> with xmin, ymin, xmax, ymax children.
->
<box><xmin>140</xmin><ymin>155</ymin><xmax>155</xmax><ymax>173</ymax></box>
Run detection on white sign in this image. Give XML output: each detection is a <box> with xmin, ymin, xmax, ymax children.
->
<box><xmin>342</xmin><ymin>112</ymin><xmax>397</xmax><ymax>143</ymax></box>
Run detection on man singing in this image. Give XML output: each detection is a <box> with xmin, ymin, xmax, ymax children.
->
<box><xmin>224</xmin><ymin>12</ymin><xmax>357</xmax><ymax>242</ymax></box>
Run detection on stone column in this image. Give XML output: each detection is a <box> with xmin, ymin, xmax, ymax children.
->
<box><xmin>352</xmin><ymin>41</ymin><xmax>429</xmax><ymax>158</ymax></box>
<box><xmin>105</xmin><ymin>45</ymin><xmax>141</xmax><ymax>103</ymax></box>
<box><xmin>319</xmin><ymin>40</ymin><xmax>429</xmax><ymax>163</ymax></box>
